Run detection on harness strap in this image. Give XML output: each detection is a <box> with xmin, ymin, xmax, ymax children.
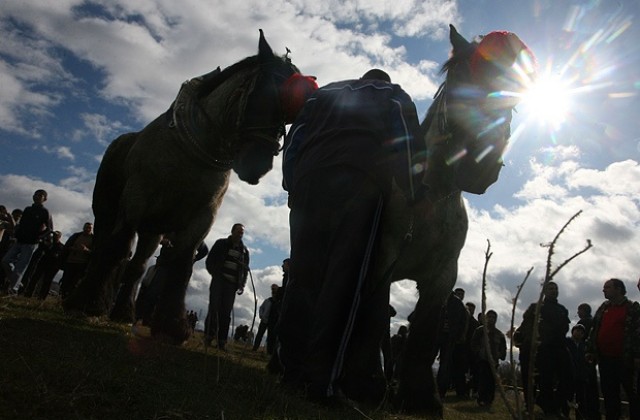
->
<box><xmin>168</xmin><ymin>71</ymin><xmax>236</xmax><ymax>170</ymax></box>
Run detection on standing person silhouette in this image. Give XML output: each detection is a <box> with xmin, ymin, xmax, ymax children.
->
<box><xmin>1</xmin><ymin>190</ymin><xmax>53</xmax><ymax>294</ymax></box>
<box><xmin>203</xmin><ymin>224</ymin><xmax>249</xmax><ymax>351</ymax></box>
<box><xmin>277</xmin><ymin>69</ymin><xmax>426</xmax><ymax>403</ymax></box>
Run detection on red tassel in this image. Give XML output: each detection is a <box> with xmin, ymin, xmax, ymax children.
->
<box><xmin>470</xmin><ymin>31</ymin><xmax>537</xmax><ymax>83</ymax></box>
<box><xmin>281</xmin><ymin>73</ymin><xmax>318</xmax><ymax>123</ymax></box>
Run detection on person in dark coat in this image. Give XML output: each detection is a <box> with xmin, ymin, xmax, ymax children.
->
<box><xmin>203</xmin><ymin>224</ymin><xmax>249</xmax><ymax>351</ymax></box>
<box><xmin>470</xmin><ymin>310</ymin><xmax>506</xmax><ymax>407</ymax></box>
<box><xmin>58</xmin><ymin>222</ymin><xmax>93</xmax><ymax>299</ymax></box>
<box><xmin>277</xmin><ymin>69</ymin><xmax>426</xmax><ymax>403</ymax></box>
<box><xmin>515</xmin><ymin>281</ymin><xmax>572</xmax><ymax>417</ymax></box>
<box><xmin>1</xmin><ymin>190</ymin><xmax>53</xmax><ymax>293</ymax></box>
<box><xmin>576</xmin><ymin>303</ymin><xmax>601</xmax><ymax>420</ymax></box>
<box><xmin>436</xmin><ymin>291</ymin><xmax>469</xmax><ymax>399</ymax></box>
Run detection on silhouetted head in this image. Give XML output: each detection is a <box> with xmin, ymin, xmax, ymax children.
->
<box><xmin>361</xmin><ymin>69</ymin><xmax>391</xmax><ymax>83</ymax></box>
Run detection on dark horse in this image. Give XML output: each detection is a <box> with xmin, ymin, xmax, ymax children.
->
<box><xmin>371</xmin><ymin>26</ymin><xmax>535</xmax><ymax>413</ymax></box>
<box><xmin>63</xmin><ymin>30</ymin><xmax>314</xmax><ymax>344</ymax></box>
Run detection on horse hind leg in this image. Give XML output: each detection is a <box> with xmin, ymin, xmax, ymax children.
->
<box><xmin>63</xmin><ymin>227</ymin><xmax>135</xmax><ymax>317</ymax></box>
<box><xmin>110</xmin><ymin>233</ymin><xmax>161</xmax><ymax>323</ymax></box>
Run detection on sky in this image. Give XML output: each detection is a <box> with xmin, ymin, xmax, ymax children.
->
<box><xmin>1</xmin><ymin>0</ymin><xmax>639</xmax><ymax>338</ymax></box>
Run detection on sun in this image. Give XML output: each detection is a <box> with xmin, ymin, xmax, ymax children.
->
<box><xmin>520</xmin><ymin>73</ymin><xmax>573</xmax><ymax>128</ymax></box>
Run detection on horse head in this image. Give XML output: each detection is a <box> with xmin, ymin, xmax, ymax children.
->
<box><xmin>423</xmin><ymin>25</ymin><xmax>536</xmax><ymax>194</ymax></box>
<box><xmin>232</xmin><ymin>30</ymin><xmax>317</xmax><ymax>184</ymax></box>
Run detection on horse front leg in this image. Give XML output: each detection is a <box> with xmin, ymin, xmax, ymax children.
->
<box><xmin>394</xmin><ymin>294</ymin><xmax>443</xmax><ymax>415</ymax></box>
<box><xmin>149</xmin><ymin>253</ymin><xmax>193</xmax><ymax>344</ymax></box>
<box><xmin>110</xmin><ymin>233</ymin><xmax>161</xmax><ymax>323</ymax></box>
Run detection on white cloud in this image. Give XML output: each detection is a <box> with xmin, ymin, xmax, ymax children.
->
<box><xmin>42</xmin><ymin>145</ymin><xmax>75</xmax><ymax>160</ymax></box>
<box><xmin>0</xmin><ymin>0</ymin><xmax>451</xmax><ymax>133</ymax></box>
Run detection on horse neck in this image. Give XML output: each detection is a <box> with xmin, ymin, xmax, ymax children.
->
<box><xmin>421</xmin><ymin>108</ymin><xmax>460</xmax><ymax>198</ymax></box>
<box><xmin>200</xmin><ymin>68</ymin><xmax>256</xmax><ymax>133</ymax></box>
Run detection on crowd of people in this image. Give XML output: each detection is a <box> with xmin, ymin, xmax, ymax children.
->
<box><xmin>2</xmin><ymin>189</ymin><xmax>640</xmax><ymax>420</ymax></box>
<box><xmin>0</xmin><ymin>189</ymin><xmax>96</xmax><ymax>300</ymax></box>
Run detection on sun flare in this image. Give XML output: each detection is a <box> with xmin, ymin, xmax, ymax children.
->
<box><xmin>521</xmin><ymin>74</ymin><xmax>573</xmax><ymax>127</ymax></box>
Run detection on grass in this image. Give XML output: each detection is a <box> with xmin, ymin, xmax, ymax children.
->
<box><xmin>0</xmin><ymin>296</ymin><xmax>519</xmax><ymax>420</ymax></box>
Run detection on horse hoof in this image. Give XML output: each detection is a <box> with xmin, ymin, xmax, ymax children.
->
<box><xmin>340</xmin><ymin>374</ymin><xmax>387</xmax><ymax>404</ymax></box>
<box><xmin>150</xmin><ymin>318</ymin><xmax>191</xmax><ymax>345</ymax></box>
<box><xmin>392</xmin><ymin>390</ymin><xmax>443</xmax><ymax>416</ymax></box>
<box><xmin>63</xmin><ymin>295</ymin><xmax>109</xmax><ymax>317</ymax></box>
<box><xmin>109</xmin><ymin>305</ymin><xmax>135</xmax><ymax>323</ymax></box>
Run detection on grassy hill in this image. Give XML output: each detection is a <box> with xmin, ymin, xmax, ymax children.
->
<box><xmin>0</xmin><ymin>296</ymin><xmax>519</xmax><ymax>420</ymax></box>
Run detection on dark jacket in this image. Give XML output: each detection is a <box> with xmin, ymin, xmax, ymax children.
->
<box><xmin>515</xmin><ymin>298</ymin><xmax>569</xmax><ymax>350</ymax></box>
<box><xmin>438</xmin><ymin>293</ymin><xmax>469</xmax><ymax>345</ymax></box>
<box><xmin>15</xmin><ymin>204</ymin><xmax>53</xmax><ymax>244</ymax></box>
<box><xmin>205</xmin><ymin>236</ymin><xmax>249</xmax><ymax>290</ymax></box>
<box><xmin>282</xmin><ymin>78</ymin><xmax>425</xmax><ymax>201</ymax></box>
<box><xmin>471</xmin><ymin>325</ymin><xmax>507</xmax><ymax>365</ymax></box>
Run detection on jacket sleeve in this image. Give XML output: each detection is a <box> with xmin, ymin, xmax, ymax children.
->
<box><xmin>63</xmin><ymin>233</ymin><xmax>80</xmax><ymax>250</ymax></box>
<box><xmin>498</xmin><ymin>333</ymin><xmax>507</xmax><ymax>360</ymax></box>
<box><xmin>282</xmin><ymin>97</ymin><xmax>316</xmax><ymax>192</ymax></box>
<box><xmin>630</xmin><ymin>301</ymin><xmax>640</xmax><ymax>359</ymax></box>
<box><xmin>237</xmin><ymin>247</ymin><xmax>249</xmax><ymax>290</ymax></box>
<box><xmin>205</xmin><ymin>239</ymin><xmax>226</xmax><ymax>278</ymax></box>
<box><xmin>193</xmin><ymin>242</ymin><xmax>209</xmax><ymax>262</ymax></box>
<box><xmin>585</xmin><ymin>303</ymin><xmax>606</xmax><ymax>355</ymax></box>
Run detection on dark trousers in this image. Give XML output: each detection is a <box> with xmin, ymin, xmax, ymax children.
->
<box><xmin>599</xmin><ymin>356</ymin><xmax>639</xmax><ymax>420</ymax></box>
<box><xmin>452</xmin><ymin>343</ymin><xmax>470</xmax><ymax>396</ymax></box>
<box><xmin>537</xmin><ymin>344</ymin><xmax>573</xmax><ymax>416</ymax></box>
<box><xmin>59</xmin><ymin>262</ymin><xmax>89</xmax><ymax>298</ymax></box>
<box><xmin>583</xmin><ymin>364</ymin><xmax>602</xmax><ymax>420</ymax></box>
<box><xmin>204</xmin><ymin>277</ymin><xmax>237</xmax><ymax>347</ymax></box>
<box><xmin>278</xmin><ymin>168</ymin><xmax>386</xmax><ymax>400</ymax></box>
<box><xmin>266</xmin><ymin>321</ymin><xmax>278</xmax><ymax>355</ymax></box>
<box><xmin>476</xmin><ymin>360</ymin><xmax>497</xmax><ymax>405</ymax></box>
<box><xmin>436</xmin><ymin>339</ymin><xmax>454</xmax><ymax>397</ymax></box>
<box><xmin>253</xmin><ymin>321</ymin><xmax>268</xmax><ymax>350</ymax></box>
<box><xmin>520</xmin><ymin>348</ymin><xmax>535</xmax><ymax>410</ymax></box>
<box><xmin>23</xmin><ymin>260</ymin><xmax>59</xmax><ymax>299</ymax></box>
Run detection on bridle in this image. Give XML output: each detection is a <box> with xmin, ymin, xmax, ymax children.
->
<box><xmin>234</xmin><ymin>64</ymin><xmax>300</xmax><ymax>157</ymax></box>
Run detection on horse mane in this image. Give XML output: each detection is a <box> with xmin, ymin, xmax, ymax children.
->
<box><xmin>196</xmin><ymin>54</ymin><xmax>296</xmax><ymax>98</ymax></box>
<box><xmin>421</xmin><ymin>39</ymin><xmax>480</xmax><ymax>137</ymax></box>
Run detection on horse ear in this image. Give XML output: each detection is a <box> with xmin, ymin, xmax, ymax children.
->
<box><xmin>258</xmin><ymin>29</ymin><xmax>274</xmax><ymax>60</ymax></box>
<box><xmin>449</xmin><ymin>24</ymin><xmax>471</xmax><ymax>54</ymax></box>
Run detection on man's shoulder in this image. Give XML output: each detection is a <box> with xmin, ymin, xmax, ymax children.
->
<box><xmin>213</xmin><ymin>237</ymin><xmax>230</xmax><ymax>246</ymax></box>
<box><xmin>627</xmin><ymin>299</ymin><xmax>640</xmax><ymax>313</ymax></box>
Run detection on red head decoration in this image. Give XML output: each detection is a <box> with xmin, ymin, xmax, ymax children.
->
<box><xmin>281</xmin><ymin>73</ymin><xmax>318</xmax><ymax>123</ymax></box>
<box><xmin>470</xmin><ymin>30</ymin><xmax>536</xmax><ymax>88</ymax></box>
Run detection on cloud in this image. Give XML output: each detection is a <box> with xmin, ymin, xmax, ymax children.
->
<box><xmin>38</xmin><ymin>145</ymin><xmax>74</xmax><ymax>161</ymax></box>
<box><xmin>0</xmin><ymin>0</ymin><xmax>450</xmax><ymax>135</ymax></box>
<box><xmin>72</xmin><ymin>113</ymin><xmax>131</xmax><ymax>145</ymax></box>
